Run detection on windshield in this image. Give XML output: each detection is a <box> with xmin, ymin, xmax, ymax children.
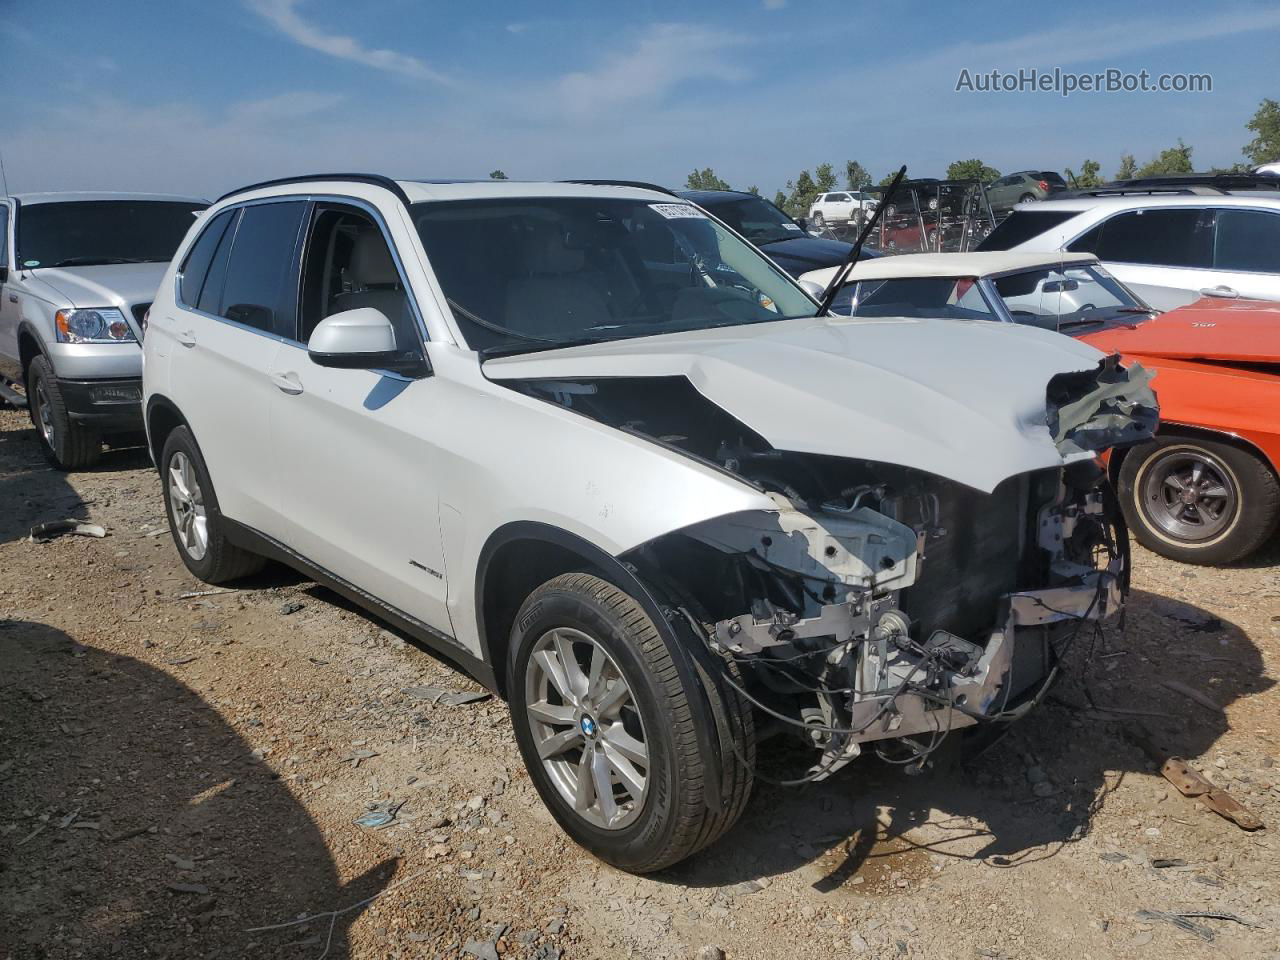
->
<box><xmin>836</xmin><ymin>276</ymin><xmax>995</xmax><ymax>321</ymax></box>
<box><xmin>992</xmin><ymin>263</ymin><xmax>1154</xmax><ymax>331</ymax></box>
<box><xmin>17</xmin><ymin>200</ymin><xmax>206</xmax><ymax>269</ymax></box>
<box><xmin>412</xmin><ymin>197</ymin><xmax>818</xmax><ymax>354</ymax></box>
<box><xmin>698</xmin><ymin>195</ymin><xmax>804</xmax><ymax>245</ymax></box>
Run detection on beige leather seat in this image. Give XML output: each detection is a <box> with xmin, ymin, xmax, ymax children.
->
<box><xmin>503</xmin><ymin>222</ymin><xmax>611</xmax><ymax>338</ymax></box>
<box><xmin>332</xmin><ymin>229</ymin><xmax>407</xmax><ymax>322</ymax></box>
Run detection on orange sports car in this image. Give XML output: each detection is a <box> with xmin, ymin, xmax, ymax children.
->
<box><xmin>804</xmin><ymin>252</ymin><xmax>1280</xmax><ymax>564</ymax></box>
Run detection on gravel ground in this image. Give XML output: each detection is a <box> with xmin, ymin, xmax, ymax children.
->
<box><xmin>1</xmin><ymin>404</ymin><xmax>1278</xmax><ymax>960</ymax></box>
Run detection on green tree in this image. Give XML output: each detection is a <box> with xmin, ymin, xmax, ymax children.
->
<box><xmin>489</xmin><ymin>169</ymin><xmax>508</xmax><ymax>180</ymax></box>
<box><xmin>1115</xmin><ymin>153</ymin><xmax>1137</xmax><ymax>180</ymax></box>
<box><xmin>814</xmin><ymin>162</ymin><xmax>838</xmax><ymax>192</ymax></box>
<box><xmin>1065</xmin><ymin>159</ymin><xmax>1102</xmax><ymax>188</ymax></box>
<box><xmin>745</xmin><ymin>185</ymin><xmax>760</xmax><ymax>196</ymax></box>
<box><xmin>945</xmin><ymin>158</ymin><xmax>1000</xmax><ymax>182</ymax></box>
<box><xmin>1244</xmin><ymin>97</ymin><xmax>1280</xmax><ymax>166</ymax></box>
<box><xmin>877</xmin><ymin>171</ymin><xmax>900</xmax><ymax>187</ymax></box>
<box><xmin>844</xmin><ymin>160</ymin><xmax>871</xmax><ymax>190</ymax></box>
<box><xmin>773</xmin><ymin>189</ymin><xmax>788</xmax><ymax>210</ymax></box>
<box><xmin>1135</xmin><ymin>140</ymin><xmax>1194</xmax><ymax>177</ymax></box>
<box><xmin>786</xmin><ymin>170</ymin><xmax>819</xmax><ymax>218</ymax></box>
<box><xmin>685</xmin><ymin>167</ymin><xmax>732</xmax><ymax>191</ymax></box>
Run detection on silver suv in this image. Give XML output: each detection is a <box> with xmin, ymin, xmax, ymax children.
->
<box><xmin>0</xmin><ymin>192</ymin><xmax>207</xmax><ymax>467</ymax></box>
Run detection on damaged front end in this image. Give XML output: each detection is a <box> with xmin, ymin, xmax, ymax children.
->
<box><xmin>516</xmin><ymin>353</ymin><xmax>1157</xmax><ymax>778</ymax></box>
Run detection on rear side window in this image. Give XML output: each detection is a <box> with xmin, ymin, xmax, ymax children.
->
<box><xmin>179</xmin><ymin>209</ymin><xmax>235</xmax><ymax>308</ymax></box>
<box><xmin>976</xmin><ymin>210</ymin><xmax>1078</xmax><ymax>250</ymax></box>
<box><xmin>1074</xmin><ymin>208</ymin><xmax>1213</xmax><ymax>267</ymax></box>
<box><xmin>217</xmin><ymin>201</ymin><xmax>307</xmax><ymax>338</ymax></box>
<box><xmin>1214</xmin><ymin>210</ymin><xmax>1280</xmax><ymax>272</ymax></box>
<box><xmin>0</xmin><ymin>204</ymin><xmax>9</xmax><ymax>267</ymax></box>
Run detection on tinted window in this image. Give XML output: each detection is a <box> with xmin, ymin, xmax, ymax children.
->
<box><xmin>1038</xmin><ymin>172</ymin><xmax>1067</xmax><ymax>186</ymax></box>
<box><xmin>1085</xmin><ymin>208</ymin><xmax>1214</xmax><ymax>267</ymax></box>
<box><xmin>218</xmin><ymin>202</ymin><xmax>306</xmax><ymax>337</ymax></box>
<box><xmin>976</xmin><ymin>210</ymin><xmax>1078</xmax><ymax>250</ymax></box>
<box><xmin>15</xmin><ymin>200</ymin><xmax>206</xmax><ymax>268</ymax></box>
<box><xmin>179</xmin><ymin>210</ymin><xmax>235</xmax><ymax>307</ymax></box>
<box><xmin>197</xmin><ymin>210</ymin><xmax>238</xmax><ymax>316</ymax></box>
<box><xmin>1214</xmin><ymin>210</ymin><xmax>1280</xmax><ymax>272</ymax></box>
<box><xmin>700</xmin><ymin>196</ymin><xmax>801</xmax><ymax>245</ymax></box>
<box><xmin>0</xmin><ymin>205</ymin><xmax>9</xmax><ymax>267</ymax></box>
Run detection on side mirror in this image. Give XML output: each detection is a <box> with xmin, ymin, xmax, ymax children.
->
<box><xmin>307</xmin><ymin>307</ymin><xmax>430</xmax><ymax>377</ymax></box>
<box><xmin>798</xmin><ymin>279</ymin><xmax>826</xmax><ymax>300</ymax></box>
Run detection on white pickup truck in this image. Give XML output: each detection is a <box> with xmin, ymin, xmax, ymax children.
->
<box><xmin>0</xmin><ymin>192</ymin><xmax>206</xmax><ymax>467</ymax></box>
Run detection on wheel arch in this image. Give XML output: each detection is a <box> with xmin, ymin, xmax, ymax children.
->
<box><xmin>17</xmin><ymin>323</ymin><xmax>46</xmax><ymax>379</ymax></box>
<box><xmin>1111</xmin><ymin>422</ymin><xmax>1279</xmax><ymax>486</ymax></box>
<box><xmin>475</xmin><ymin>520</ymin><xmax>731</xmax><ymax>809</ymax></box>
<box><xmin>145</xmin><ymin>394</ymin><xmax>190</xmax><ymax>469</ymax></box>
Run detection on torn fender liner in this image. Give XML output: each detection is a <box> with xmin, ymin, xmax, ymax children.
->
<box><xmin>484</xmin><ymin>316</ymin><xmax>1159</xmax><ymax>493</ymax></box>
<box><xmin>1048</xmin><ymin>355</ymin><xmax>1158</xmax><ymax>459</ymax></box>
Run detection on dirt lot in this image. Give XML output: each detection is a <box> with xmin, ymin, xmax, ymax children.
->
<box><xmin>1</xmin><ymin>405</ymin><xmax>1278</xmax><ymax>960</ymax></box>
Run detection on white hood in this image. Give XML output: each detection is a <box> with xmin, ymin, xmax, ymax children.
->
<box><xmin>483</xmin><ymin>316</ymin><xmax>1117</xmax><ymax>493</ymax></box>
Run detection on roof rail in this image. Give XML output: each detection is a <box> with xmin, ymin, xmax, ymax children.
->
<box><xmin>561</xmin><ymin>179</ymin><xmax>678</xmax><ymax>197</ymax></box>
<box><xmin>215</xmin><ymin>173</ymin><xmax>410</xmax><ymax>206</ymax></box>
<box><xmin>1060</xmin><ymin>184</ymin><xmax>1228</xmax><ymax>198</ymax></box>
<box><xmin>1115</xmin><ymin>173</ymin><xmax>1280</xmax><ymax>191</ymax></box>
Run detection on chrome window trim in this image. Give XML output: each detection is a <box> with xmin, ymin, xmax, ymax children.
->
<box><xmin>173</xmin><ymin>193</ymin><xmax>430</xmax><ymax>350</ymax></box>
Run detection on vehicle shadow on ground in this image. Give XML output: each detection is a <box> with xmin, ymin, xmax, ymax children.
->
<box><xmin>0</xmin><ymin>416</ymin><xmax>152</xmax><ymax>545</ymax></box>
<box><xmin>0</xmin><ymin>620</ymin><xmax>396</xmax><ymax>958</ymax></box>
<box><xmin>663</xmin><ymin>588</ymin><xmax>1271</xmax><ymax>892</ymax></box>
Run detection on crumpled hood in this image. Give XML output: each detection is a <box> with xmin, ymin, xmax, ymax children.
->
<box><xmin>1079</xmin><ymin>297</ymin><xmax>1280</xmax><ymax>364</ymax></box>
<box><xmin>484</xmin><ymin>316</ymin><xmax>1147</xmax><ymax>493</ymax></box>
<box><xmin>28</xmin><ymin>262</ymin><xmax>168</xmax><ymax>311</ymax></box>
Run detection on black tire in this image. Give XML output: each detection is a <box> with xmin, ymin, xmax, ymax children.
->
<box><xmin>1118</xmin><ymin>435</ymin><xmax>1280</xmax><ymax>564</ymax></box>
<box><xmin>159</xmin><ymin>426</ymin><xmax>265</xmax><ymax>583</ymax></box>
<box><xmin>811</xmin><ymin>211</ymin><xmax>825</xmax><ymax>228</ymax></box>
<box><xmin>1019</xmin><ymin>192</ymin><xmax>1037</xmax><ymax>203</ymax></box>
<box><xmin>508</xmin><ymin>573</ymin><xmax>754</xmax><ymax>873</ymax></box>
<box><xmin>26</xmin><ymin>355</ymin><xmax>101</xmax><ymax>469</ymax></box>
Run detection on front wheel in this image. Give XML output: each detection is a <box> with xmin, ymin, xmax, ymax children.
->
<box><xmin>27</xmin><ymin>356</ymin><xmax>101</xmax><ymax>469</ymax></box>
<box><xmin>508</xmin><ymin>573</ymin><xmax>754</xmax><ymax>872</ymax></box>
<box><xmin>811</xmin><ymin>211</ymin><xmax>825</xmax><ymax>229</ymax></box>
<box><xmin>1118</xmin><ymin>436</ymin><xmax>1280</xmax><ymax>564</ymax></box>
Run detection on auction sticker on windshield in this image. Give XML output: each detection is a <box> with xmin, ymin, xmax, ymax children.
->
<box><xmin>650</xmin><ymin>203</ymin><xmax>707</xmax><ymax>219</ymax></box>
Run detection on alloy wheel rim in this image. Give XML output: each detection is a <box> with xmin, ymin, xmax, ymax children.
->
<box><xmin>34</xmin><ymin>381</ymin><xmax>54</xmax><ymax>448</ymax></box>
<box><xmin>524</xmin><ymin>626</ymin><xmax>649</xmax><ymax>830</ymax></box>
<box><xmin>167</xmin><ymin>451</ymin><xmax>209</xmax><ymax>560</ymax></box>
<box><xmin>1141</xmin><ymin>449</ymin><xmax>1237</xmax><ymax>543</ymax></box>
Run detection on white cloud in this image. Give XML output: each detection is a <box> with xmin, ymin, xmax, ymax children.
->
<box><xmin>227</xmin><ymin>90</ymin><xmax>347</xmax><ymax>123</ymax></box>
<box><xmin>506</xmin><ymin>23</ymin><xmax>527</xmax><ymax>34</ymax></box>
<box><xmin>244</xmin><ymin>0</ymin><xmax>451</xmax><ymax>83</ymax></box>
<box><xmin>557</xmin><ymin>23</ymin><xmax>750</xmax><ymax>117</ymax></box>
<box><xmin>763</xmin><ymin>0</ymin><xmax>787</xmax><ymax>9</ymax></box>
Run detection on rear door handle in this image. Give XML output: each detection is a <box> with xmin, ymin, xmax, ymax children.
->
<box><xmin>269</xmin><ymin>371</ymin><xmax>304</xmax><ymax>395</ymax></box>
<box><xmin>176</xmin><ymin>329</ymin><xmax>197</xmax><ymax>347</ymax></box>
<box><xmin>1199</xmin><ymin>285</ymin><xmax>1239</xmax><ymax>298</ymax></box>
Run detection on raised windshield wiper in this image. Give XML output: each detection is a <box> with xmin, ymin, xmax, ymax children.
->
<box><xmin>816</xmin><ymin>165</ymin><xmax>907</xmax><ymax>315</ymax></box>
<box><xmin>43</xmin><ymin>256</ymin><xmax>153</xmax><ymax>268</ymax></box>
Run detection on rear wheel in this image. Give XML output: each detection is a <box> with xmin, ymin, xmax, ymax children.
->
<box><xmin>160</xmin><ymin>426</ymin><xmax>265</xmax><ymax>583</ymax></box>
<box><xmin>1118</xmin><ymin>436</ymin><xmax>1280</xmax><ymax>564</ymax></box>
<box><xmin>508</xmin><ymin>573</ymin><xmax>754</xmax><ymax>872</ymax></box>
<box><xmin>1018</xmin><ymin>192</ymin><xmax>1036</xmax><ymax>203</ymax></box>
<box><xmin>811</xmin><ymin>211</ymin><xmax>825</xmax><ymax>229</ymax></box>
<box><xmin>27</xmin><ymin>356</ymin><xmax>101</xmax><ymax>469</ymax></box>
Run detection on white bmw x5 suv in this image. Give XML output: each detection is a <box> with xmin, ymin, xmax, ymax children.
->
<box><xmin>143</xmin><ymin>174</ymin><xmax>1157</xmax><ymax>871</ymax></box>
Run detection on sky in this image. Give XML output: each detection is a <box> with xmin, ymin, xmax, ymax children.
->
<box><xmin>2</xmin><ymin>0</ymin><xmax>1277</xmax><ymax>199</ymax></box>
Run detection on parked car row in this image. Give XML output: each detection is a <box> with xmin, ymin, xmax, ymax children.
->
<box><xmin>2</xmin><ymin>174</ymin><xmax>1162</xmax><ymax>872</ymax></box>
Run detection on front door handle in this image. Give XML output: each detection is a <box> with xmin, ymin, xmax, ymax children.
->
<box><xmin>1199</xmin><ymin>285</ymin><xmax>1239</xmax><ymax>299</ymax></box>
<box><xmin>269</xmin><ymin>371</ymin><xmax>304</xmax><ymax>395</ymax></box>
<box><xmin>176</xmin><ymin>329</ymin><xmax>197</xmax><ymax>347</ymax></box>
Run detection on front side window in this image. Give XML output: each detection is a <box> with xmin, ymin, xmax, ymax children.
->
<box><xmin>215</xmin><ymin>201</ymin><xmax>307</xmax><ymax>337</ymax></box>
<box><xmin>837</xmin><ymin>276</ymin><xmax>993</xmax><ymax>321</ymax></box>
<box><xmin>412</xmin><ymin>197</ymin><xmax>817</xmax><ymax>354</ymax></box>
<box><xmin>0</xmin><ymin>204</ymin><xmax>9</xmax><ymax>267</ymax></box>
<box><xmin>701</xmin><ymin>196</ymin><xmax>803</xmax><ymax>245</ymax></box>
<box><xmin>1073</xmin><ymin>208</ymin><xmax>1214</xmax><ymax>267</ymax></box>
<box><xmin>1213</xmin><ymin>209</ymin><xmax>1280</xmax><ymax>273</ymax></box>
<box><xmin>15</xmin><ymin>200</ymin><xmax>206</xmax><ymax>269</ymax></box>
<box><xmin>992</xmin><ymin>263</ymin><xmax>1152</xmax><ymax>332</ymax></box>
<box><xmin>298</xmin><ymin>204</ymin><xmax>418</xmax><ymax>349</ymax></box>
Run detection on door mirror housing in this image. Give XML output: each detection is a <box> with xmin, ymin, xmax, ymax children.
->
<box><xmin>306</xmin><ymin>307</ymin><xmax>430</xmax><ymax>377</ymax></box>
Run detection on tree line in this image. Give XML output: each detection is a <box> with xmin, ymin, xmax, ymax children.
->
<box><xmin>682</xmin><ymin>96</ymin><xmax>1280</xmax><ymax>218</ymax></box>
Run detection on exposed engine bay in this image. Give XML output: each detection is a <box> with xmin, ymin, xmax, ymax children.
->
<box><xmin>508</xmin><ymin>356</ymin><xmax>1156</xmax><ymax>779</ymax></box>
